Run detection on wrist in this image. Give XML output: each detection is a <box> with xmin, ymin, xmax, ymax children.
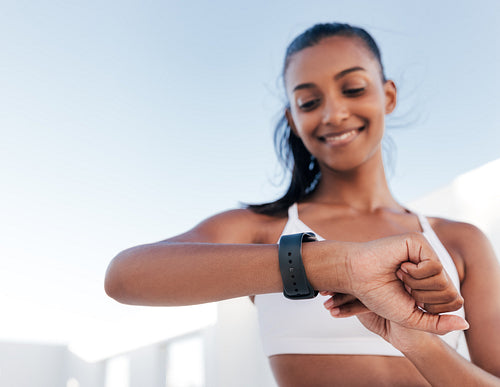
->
<box><xmin>397</xmin><ymin>330</ymin><xmax>435</xmax><ymax>356</ymax></box>
<box><xmin>301</xmin><ymin>240</ymin><xmax>353</xmax><ymax>293</ymax></box>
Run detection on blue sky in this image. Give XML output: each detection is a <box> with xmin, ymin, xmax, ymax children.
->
<box><xmin>1</xmin><ymin>1</ymin><xmax>499</xmax><ymax>358</ymax></box>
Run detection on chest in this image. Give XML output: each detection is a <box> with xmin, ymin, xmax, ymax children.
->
<box><xmin>292</xmin><ymin>212</ymin><xmax>422</xmax><ymax>243</ymax></box>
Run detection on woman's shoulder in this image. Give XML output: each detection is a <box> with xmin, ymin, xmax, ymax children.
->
<box><xmin>428</xmin><ymin>216</ymin><xmax>496</xmax><ymax>279</ymax></box>
<box><xmin>172</xmin><ymin>208</ymin><xmax>288</xmax><ymax>244</ymax></box>
<box><xmin>429</xmin><ymin>216</ymin><xmax>490</xmax><ymax>249</ymax></box>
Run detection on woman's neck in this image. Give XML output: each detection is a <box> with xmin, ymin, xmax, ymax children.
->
<box><xmin>309</xmin><ymin>151</ymin><xmax>402</xmax><ymax>213</ymax></box>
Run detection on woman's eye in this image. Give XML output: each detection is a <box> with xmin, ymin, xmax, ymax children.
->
<box><xmin>298</xmin><ymin>99</ymin><xmax>320</xmax><ymax>110</ymax></box>
<box><xmin>343</xmin><ymin>87</ymin><xmax>365</xmax><ymax>96</ymax></box>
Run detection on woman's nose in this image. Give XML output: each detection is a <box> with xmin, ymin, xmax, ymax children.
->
<box><xmin>321</xmin><ymin>98</ymin><xmax>349</xmax><ymax>126</ymax></box>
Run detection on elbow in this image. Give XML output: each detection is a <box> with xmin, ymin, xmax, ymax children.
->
<box><xmin>104</xmin><ymin>243</ymin><xmax>184</xmax><ymax>306</ymax></box>
<box><xmin>104</xmin><ymin>270</ymin><xmax>119</xmax><ymax>302</ymax></box>
<box><xmin>104</xmin><ymin>253</ymin><xmax>130</xmax><ymax>303</ymax></box>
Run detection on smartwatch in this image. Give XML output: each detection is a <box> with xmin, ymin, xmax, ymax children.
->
<box><xmin>278</xmin><ymin>232</ymin><xmax>318</xmax><ymax>299</ymax></box>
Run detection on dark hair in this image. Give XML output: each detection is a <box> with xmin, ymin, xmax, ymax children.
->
<box><xmin>246</xmin><ymin>23</ymin><xmax>388</xmax><ymax>216</ymax></box>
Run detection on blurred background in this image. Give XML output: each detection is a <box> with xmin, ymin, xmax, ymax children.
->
<box><xmin>1</xmin><ymin>1</ymin><xmax>499</xmax><ymax>386</ymax></box>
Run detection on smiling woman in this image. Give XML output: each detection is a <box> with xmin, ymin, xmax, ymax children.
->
<box><xmin>105</xmin><ymin>22</ymin><xmax>500</xmax><ymax>386</ymax></box>
<box><xmin>287</xmin><ymin>37</ymin><xmax>393</xmax><ymax>182</ymax></box>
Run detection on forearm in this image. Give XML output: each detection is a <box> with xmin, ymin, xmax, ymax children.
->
<box><xmin>104</xmin><ymin>240</ymin><xmax>350</xmax><ymax>306</ymax></box>
<box><xmin>401</xmin><ymin>334</ymin><xmax>500</xmax><ymax>386</ymax></box>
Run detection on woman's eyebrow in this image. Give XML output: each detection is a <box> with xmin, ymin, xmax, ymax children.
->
<box><xmin>334</xmin><ymin>66</ymin><xmax>366</xmax><ymax>80</ymax></box>
<box><xmin>292</xmin><ymin>67</ymin><xmax>367</xmax><ymax>92</ymax></box>
<box><xmin>292</xmin><ymin>82</ymin><xmax>316</xmax><ymax>92</ymax></box>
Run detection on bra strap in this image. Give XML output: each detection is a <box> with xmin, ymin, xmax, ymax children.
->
<box><xmin>288</xmin><ymin>203</ymin><xmax>299</xmax><ymax>220</ymax></box>
<box><xmin>415</xmin><ymin>212</ymin><xmax>432</xmax><ymax>233</ymax></box>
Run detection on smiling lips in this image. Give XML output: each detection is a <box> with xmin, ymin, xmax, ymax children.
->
<box><xmin>319</xmin><ymin>126</ymin><xmax>365</xmax><ymax>146</ymax></box>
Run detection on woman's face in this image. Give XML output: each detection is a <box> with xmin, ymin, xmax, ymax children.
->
<box><xmin>284</xmin><ymin>36</ymin><xmax>396</xmax><ymax>172</ymax></box>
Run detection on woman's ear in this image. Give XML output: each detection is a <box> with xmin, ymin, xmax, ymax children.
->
<box><xmin>285</xmin><ymin>108</ymin><xmax>299</xmax><ymax>136</ymax></box>
<box><xmin>384</xmin><ymin>80</ymin><xmax>397</xmax><ymax>114</ymax></box>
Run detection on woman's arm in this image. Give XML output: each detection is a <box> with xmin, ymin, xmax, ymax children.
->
<box><xmin>456</xmin><ymin>222</ymin><xmax>500</xmax><ymax>377</ymax></box>
<box><xmin>104</xmin><ymin>209</ymin><xmax>350</xmax><ymax>305</ymax></box>
<box><xmin>400</xmin><ymin>333</ymin><xmax>500</xmax><ymax>386</ymax></box>
<box><xmin>104</xmin><ymin>209</ymin><xmax>467</xmax><ymax>334</ymax></box>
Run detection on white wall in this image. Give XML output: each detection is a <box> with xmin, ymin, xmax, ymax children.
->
<box><xmin>0</xmin><ymin>321</ymin><xmax>273</xmax><ymax>387</ymax></box>
<box><xmin>409</xmin><ymin>158</ymin><xmax>500</xmax><ymax>257</ymax></box>
<box><xmin>0</xmin><ymin>341</ymin><xmax>108</xmax><ymax>387</ymax></box>
<box><xmin>207</xmin><ymin>297</ymin><xmax>276</xmax><ymax>387</ymax></box>
<box><xmin>0</xmin><ymin>341</ymin><xmax>67</xmax><ymax>387</ymax></box>
<box><xmin>65</xmin><ymin>351</ymin><xmax>105</xmax><ymax>387</ymax></box>
<box><xmin>0</xmin><ymin>341</ymin><xmax>106</xmax><ymax>387</ymax></box>
<box><xmin>129</xmin><ymin>345</ymin><xmax>165</xmax><ymax>387</ymax></box>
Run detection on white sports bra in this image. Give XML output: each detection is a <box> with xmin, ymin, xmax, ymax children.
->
<box><xmin>254</xmin><ymin>203</ymin><xmax>465</xmax><ymax>357</ymax></box>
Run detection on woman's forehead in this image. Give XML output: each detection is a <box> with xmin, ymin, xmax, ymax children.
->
<box><xmin>284</xmin><ymin>36</ymin><xmax>380</xmax><ymax>89</ymax></box>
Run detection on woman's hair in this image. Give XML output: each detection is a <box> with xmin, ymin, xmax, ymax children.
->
<box><xmin>246</xmin><ymin>23</ymin><xmax>388</xmax><ymax>216</ymax></box>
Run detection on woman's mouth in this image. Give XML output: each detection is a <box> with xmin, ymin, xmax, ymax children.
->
<box><xmin>319</xmin><ymin>126</ymin><xmax>365</xmax><ymax>146</ymax></box>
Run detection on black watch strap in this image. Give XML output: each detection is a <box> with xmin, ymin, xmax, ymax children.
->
<box><xmin>278</xmin><ymin>232</ymin><xmax>318</xmax><ymax>299</ymax></box>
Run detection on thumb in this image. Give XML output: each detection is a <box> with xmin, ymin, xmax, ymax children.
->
<box><xmin>404</xmin><ymin>308</ymin><xmax>469</xmax><ymax>335</ymax></box>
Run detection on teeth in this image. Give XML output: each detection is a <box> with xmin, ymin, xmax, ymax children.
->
<box><xmin>334</xmin><ymin>132</ymin><xmax>352</xmax><ymax>140</ymax></box>
<box><xmin>324</xmin><ymin>129</ymin><xmax>356</xmax><ymax>142</ymax></box>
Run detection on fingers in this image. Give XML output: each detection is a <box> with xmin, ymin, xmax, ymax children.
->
<box><xmin>326</xmin><ymin>300</ymin><xmax>370</xmax><ymax>317</ymax></box>
<box><xmin>400</xmin><ymin>260</ymin><xmax>442</xmax><ymax>280</ymax></box>
<box><xmin>404</xmin><ymin>232</ymin><xmax>439</xmax><ymax>265</ymax></box>
<box><xmin>397</xmin><ymin>268</ymin><xmax>447</xmax><ymax>290</ymax></box>
<box><xmin>397</xmin><ymin>262</ymin><xmax>464</xmax><ymax>313</ymax></box>
<box><xmin>409</xmin><ymin>289</ymin><xmax>462</xmax><ymax>304</ymax></box>
<box><xmin>417</xmin><ymin>301</ymin><xmax>464</xmax><ymax>314</ymax></box>
<box><xmin>323</xmin><ymin>292</ymin><xmax>357</xmax><ymax>307</ymax></box>
<box><xmin>406</xmin><ymin>286</ymin><xmax>463</xmax><ymax>314</ymax></box>
<box><xmin>323</xmin><ymin>293</ymin><xmax>370</xmax><ymax>317</ymax></box>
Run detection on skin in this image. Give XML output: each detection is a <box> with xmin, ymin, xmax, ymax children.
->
<box><xmin>105</xmin><ymin>36</ymin><xmax>500</xmax><ymax>386</ymax></box>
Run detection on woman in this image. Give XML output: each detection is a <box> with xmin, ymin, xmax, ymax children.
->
<box><xmin>105</xmin><ymin>23</ymin><xmax>500</xmax><ymax>386</ymax></box>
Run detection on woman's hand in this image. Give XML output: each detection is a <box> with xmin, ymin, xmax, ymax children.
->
<box><xmin>321</xmin><ymin>256</ymin><xmax>463</xmax><ymax>317</ymax></box>
<box><xmin>333</xmin><ymin>232</ymin><xmax>469</xmax><ymax>335</ymax></box>
<box><xmin>320</xmin><ymin>291</ymin><xmax>432</xmax><ymax>352</ymax></box>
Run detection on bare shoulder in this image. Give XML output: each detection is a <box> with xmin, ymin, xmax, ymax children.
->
<box><xmin>429</xmin><ymin>217</ymin><xmax>497</xmax><ymax>281</ymax></box>
<box><xmin>430</xmin><ymin>217</ymin><xmax>492</xmax><ymax>253</ymax></box>
<box><xmin>165</xmin><ymin>208</ymin><xmax>288</xmax><ymax>244</ymax></box>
